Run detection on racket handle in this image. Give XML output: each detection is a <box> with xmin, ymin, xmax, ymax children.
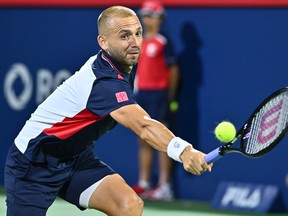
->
<box><xmin>205</xmin><ymin>148</ymin><xmax>223</xmax><ymax>164</ymax></box>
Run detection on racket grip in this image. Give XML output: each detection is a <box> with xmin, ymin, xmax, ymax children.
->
<box><xmin>205</xmin><ymin>148</ymin><xmax>223</xmax><ymax>164</ymax></box>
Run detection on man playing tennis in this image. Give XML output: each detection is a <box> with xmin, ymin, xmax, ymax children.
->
<box><xmin>4</xmin><ymin>6</ymin><xmax>212</xmax><ymax>216</ymax></box>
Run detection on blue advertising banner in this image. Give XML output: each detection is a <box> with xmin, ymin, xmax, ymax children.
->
<box><xmin>212</xmin><ymin>181</ymin><xmax>286</xmax><ymax>212</ymax></box>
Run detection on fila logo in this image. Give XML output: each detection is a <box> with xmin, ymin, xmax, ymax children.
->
<box><xmin>221</xmin><ymin>186</ymin><xmax>261</xmax><ymax>208</ymax></box>
<box><xmin>115</xmin><ymin>91</ymin><xmax>128</xmax><ymax>103</ymax></box>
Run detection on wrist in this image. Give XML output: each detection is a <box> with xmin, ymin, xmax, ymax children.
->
<box><xmin>167</xmin><ymin>137</ymin><xmax>192</xmax><ymax>163</ymax></box>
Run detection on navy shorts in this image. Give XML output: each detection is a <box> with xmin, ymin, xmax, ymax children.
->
<box><xmin>136</xmin><ymin>90</ymin><xmax>169</xmax><ymax>123</ymax></box>
<box><xmin>4</xmin><ymin>143</ymin><xmax>115</xmax><ymax>216</ymax></box>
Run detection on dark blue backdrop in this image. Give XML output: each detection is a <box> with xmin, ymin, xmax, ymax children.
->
<box><xmin>1</xmin><ymin>7</ymin><xmax>288</xmax><ymax>205</ymax></box>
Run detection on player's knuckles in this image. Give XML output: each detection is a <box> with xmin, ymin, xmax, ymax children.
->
<box><xmin>183</xmin><ymin>161</ymin><xmax>195</xmax><ymax>173</ymax></box>
<box><xmin>182</xmin><ymin>162</ymin><xmax>191</xmax><ymax>171</ymax></box>
<box><xmin>183</xmin><ymin>155</ymin><xmax>206</xmax><ymax>175</ymax></box>
<box><xmin>201</xmin><ymin>163</ymin><xmax>208</xmax><ymax>170</ymax></box>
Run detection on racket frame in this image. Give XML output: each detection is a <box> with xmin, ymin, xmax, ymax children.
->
<box><xmin>205</xmin><ymin>87</ymin><xmax>288</xmax><ymax>164</ymax></box>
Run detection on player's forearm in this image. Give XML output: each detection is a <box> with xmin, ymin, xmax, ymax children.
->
<box><xmin>110</xmin><ymin>104</ymin><xmax>185</xmax><ymax>155</ymax></box>
<box><xmin>111</xmin><ymin>104</ymin><xmax>174</xmax><ymax>147</ymax></box>
<box><xmin>139</xmin><ymin>116</ymin><xmax>175</xmax><ymax>152</ymax></box>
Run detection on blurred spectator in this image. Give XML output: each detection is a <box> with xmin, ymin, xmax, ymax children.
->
<box><xmin>132</xmin><ymin>0</ymin><xmax>180</xmax><ymax>201</ymax></box>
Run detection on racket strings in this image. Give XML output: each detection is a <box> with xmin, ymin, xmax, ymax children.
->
<box><xmin>243</xmin><ymin>92</ymin><xmax>288</xmax><ymax>155</ymax></box>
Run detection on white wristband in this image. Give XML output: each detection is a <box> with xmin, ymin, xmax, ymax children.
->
<box><xmin>167</xmin><ymin>137</ymin><xmax>192</xmax><ymax>163</ymax></box>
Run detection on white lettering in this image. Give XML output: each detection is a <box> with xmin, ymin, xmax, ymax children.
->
<box><xmin>36</xmin><ymin>69</ymin><xmax>54</xmax><ymax>104</ymax></box>
<box><xmin>247</xmin><ymin>189</ymin><xmax>261</xmax><ymax>208</ymax></box>
<box><xmin>36</xmin><ymin>69</ymin><xmax>71</xmax><ymax>104</ymax></box>
<box><xmin>221</xmin><ymin>186</ymin><xmax>261</xmax><ymax>208</ymax></box>
<box><xmin>4</xmin><ymin>63</ymin><xmax>33</xmax><ymax>111</ymax></box>
<box><xmin>4</xmin><ymin>63</ymin><xmax>72</xmax><ymax>110</ymax></box>
<box><xmin>221</xmin><ymin>187</ymin><xmax>239</xmax><ymax>206</ymax></box>
<box><xmin>54</xmin><ymin>69</ymin><xmax>71</xmax><ymax>88</ymax></box>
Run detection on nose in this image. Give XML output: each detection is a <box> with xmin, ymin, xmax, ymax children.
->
<box><xmin>130</xmin><ymin>35</ymin><xmax>141</xmax><ymax>47</ymax></box>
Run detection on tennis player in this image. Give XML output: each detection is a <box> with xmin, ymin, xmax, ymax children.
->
<box><xmin>4</xmin><ymin>6</ymin><xmax>212</xmax><ymax>216</ymax></box>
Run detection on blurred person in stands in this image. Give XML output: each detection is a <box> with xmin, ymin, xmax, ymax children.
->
<box><xmin>132</xmin><ymin>0</ymin><xmax>181</xmax><ymax>201</ymax></box>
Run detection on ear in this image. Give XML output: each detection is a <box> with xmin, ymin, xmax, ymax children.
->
<box><xmin>97</xmin><ymin>35</ymin><xmax>108</xmax><ymax>50</ymax></box>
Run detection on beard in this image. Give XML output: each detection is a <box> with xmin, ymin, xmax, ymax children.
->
<box><xmin>106</xmin><ymin>45</ymin><xmax>140</xmax><ymax>69</ymax></box>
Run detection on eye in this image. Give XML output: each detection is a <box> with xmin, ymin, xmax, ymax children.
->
<box><xmin>120</xmin><ymin>34</ymin><xmax>129</xmax><ymax>40</ymax></box>
<box><xmin>136</xmin><ymin>31</ymin><xmax>142</xmax><ymax>37</ymax></box>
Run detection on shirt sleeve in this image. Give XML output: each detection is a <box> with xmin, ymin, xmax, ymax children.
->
<box><xmin>87</xmin><ymin>77</ymin><xmax>136</xmax><ymax>117</ymax></box>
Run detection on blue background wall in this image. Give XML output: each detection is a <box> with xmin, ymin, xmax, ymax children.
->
<box><xmin>1</xmin><ymin>7</ymin><xmax>288</xmax><ymax>205</ymax></box>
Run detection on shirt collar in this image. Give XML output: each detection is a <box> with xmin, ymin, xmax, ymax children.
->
<box><xmin>100</xmin><ymin>50</ymin><xmax>130</xmax><ymax>80</ymax></box>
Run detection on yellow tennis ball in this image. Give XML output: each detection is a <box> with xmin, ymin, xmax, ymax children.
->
<box><xmin>214</xmin><ymin>121</ymin><xmax>236</xmax><ymax>143</ymax></box>
<box><xmin>170</xmin><ymin>101</ymin><xmax>179</xmax><ymax>112</ymax></box>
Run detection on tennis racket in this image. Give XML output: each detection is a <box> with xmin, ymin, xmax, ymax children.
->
<box><xmin>205</xmin><ymin>87</ymin><xmax>288</xmax><ymax>164</ymax></box>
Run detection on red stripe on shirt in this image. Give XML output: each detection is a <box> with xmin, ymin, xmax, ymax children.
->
<box><xmin>43</xmin><ymin>109</ymin><xmax>102</xmax><ymax>139</ymax></box>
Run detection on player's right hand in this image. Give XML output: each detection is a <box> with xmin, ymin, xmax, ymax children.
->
<box><xmin>180</xmin><ymin>146</ymin><xmax>213</xmax><ymax>175</ymax></box>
